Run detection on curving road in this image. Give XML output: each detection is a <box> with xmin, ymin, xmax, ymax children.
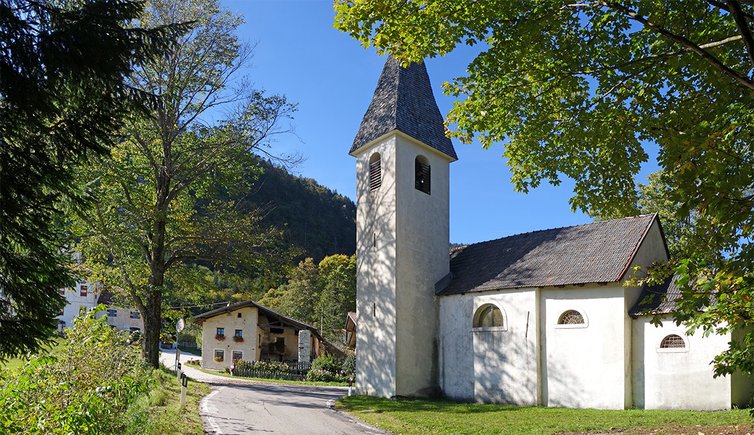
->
<box><xmin>160</xmin><ymin>350</ymin><xmax>383</xmax><ymax>435</ymax></box>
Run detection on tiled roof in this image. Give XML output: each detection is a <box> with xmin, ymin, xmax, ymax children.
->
<box><xmin>438</xmin><ymin>214</ymin><xmax>660</xmax><ymax>295</ymax></box>
<box><xmin>629</xmin><ymin>275</ymin><xmax>681</xmax><ymax>316</ymax></box>
<box><xmin>193</xmin><ymin>300</ymin><xmax>319</xmax><ymax>337</ymax></box>
<box><xmin>350</xmin><ymin>55</ymin><xmax>457</xmax><ymax>160</ymax></box>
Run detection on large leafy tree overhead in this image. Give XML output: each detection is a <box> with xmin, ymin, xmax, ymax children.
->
<box><xmin>73</xmin><ymin>0</ymin><xmax>295</xmax><ymax>367</ymax></box>
<box><xmin>335</xmin><ymin>2</ymin><xmax>754</xmax><ymax>375</ymax></box>
<box><xmin>0</xmin><ymin>0</ymin><xmax>177</xmax><ymax>358</ymax></box>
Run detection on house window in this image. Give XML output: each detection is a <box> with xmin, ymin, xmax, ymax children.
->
<box><xmin>80</xmin><ymin>285</ymin><xmax>88</xmax><ymax>296</ymax></box>
<box><xmin>369</xmin><ymin>153</ymin><xmax>381</xmax><ymax>191</ymax></box>
<box><xmin>107</xmin><ymin>309</ymin><xmax>117</xmax><ymax>317</ymax></box>
<box><xmin>473</xmin><ymin>304</ymin><xmax>505</xmax><ymax>329</ymax></box>
<box><xmin>234</xmin><ymin>329</ymin><xmax>243</xmax><ymax>338</ymax></box>
<box><xmin>415</xmin><ymin>155</ymin><xmax>431</xmax><ymax>194</ymax></box>
<box><xmin>660</xmin><ymin>334</ymin><xmax>686</xmax><ymax>349</ymax></box>
<box><xmin>216</xmin><ymin>327</ymin><xmax>225</xmax><ymax>337</ymax></box>
<box><xmin>232</xmin><ymin>350</ymin><xmax>243</xmax><ymax>361</ymax></box>
<box><xmin>237</xmin><ymin>312</ymin><xmax>242</xmax><ymax>318</ymax></box>
<box><xmin>214</xmin><ymin>349</ymin><xmax>224</xmax><ymax>362</ymax></box>
<box><xmin>558</xmin><ymin>310</ymin><xmax>585</xmax><ymax>325</ymax></box>
<box><xmin>129</xmin><ymin>311</ymin><xmax>140</xmax><ymax>319</ymax></box>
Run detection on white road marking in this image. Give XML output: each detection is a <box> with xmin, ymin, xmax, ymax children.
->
<box><xmin>200</xmin><ymin>388</ymin><xmax>224</xmax><ymax>434</ymax></box>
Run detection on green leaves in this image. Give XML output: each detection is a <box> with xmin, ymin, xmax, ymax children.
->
<box><xmin>336</xmin><ymin>0</ymin><xmax>754</xmax><ymax>377</ymax></box>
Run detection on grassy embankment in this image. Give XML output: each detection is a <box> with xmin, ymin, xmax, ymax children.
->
<box><xmin>123</xmin><ymin>367</ymin><xmax>210</xmax><ymax>434</ymax></box>
<box><xmin>338</xmin><ymin>395</ymin><xmax>753</xmax><ymax>434</ymax></box>
<box><xmin>0</xmin><ymin>338</ymin><xmax>209</xmax><ymax>434</ymax></box>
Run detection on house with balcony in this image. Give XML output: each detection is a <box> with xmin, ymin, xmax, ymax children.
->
<box><xmin>193</xmin><ymin>301</ymin><xmax>325</xmax><ymax>371</ymax></box>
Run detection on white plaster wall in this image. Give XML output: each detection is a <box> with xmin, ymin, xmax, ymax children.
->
<box><xmin>99</xmin><ymin>305</ymin><xmax>144</xmax><ymax>332</ymax></box>
<box><xmin>622</xmin><ymin>218</ymin><xmax>671</xmax><ymax>407</ymax></box>
<box><xmin>394</xmin><ymin>134</ymin><xmax>451</xmax><ymax>397</ymax></box>
<box><xmin>439</xmin><ymin>293</ymin><xmax>474</xmax><ymax>399</ymax></box>
<box><xmin>632</xmin><ymin>317</ymin><xmax>732</xmax><ymax>410</ymax></box>
<box><xmin>542</xmin><ymin>285</ymin><xmax>627</xmax><ymax>409</ymax></box>
<box><xmin>57</xmin><ymin>282</ymin><xmax>99</xmax><ymax>329</ymax></box>
<box><xmin>731</xmin><ymin>328</ymin><xmax>754</xmax><ymax>407</ymax></box>
<box><xmin>440</xmin><ymin>290</ymin><xmax>538</xmax><ymax>404</ymax></box>
<box><xmin>354</xmin><ymin>138</ymin><xmax>398</xmax><ymax>397</ymax></box>
<box><xmin>201</xmin><ymin>307</ymin><xmax>259</xmax><ymax>371</ymax></box>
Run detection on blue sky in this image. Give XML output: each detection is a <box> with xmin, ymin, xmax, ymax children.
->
<box><xmin>222</xmin><ymin>0</ymin><xmax>657</xmax><ymax>244</ymax></box>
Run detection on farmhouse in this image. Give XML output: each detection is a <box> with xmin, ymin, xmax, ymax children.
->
<box><xmin>193</xmin><ymin>300</ymin><xmax>324</xmax><ymax>371</ymax></box>
<box><xmin>349</xmin><ymin>56</ymin><xmax>753</xmax><ymax>410</ymax></box>
<box><xmin>57</xmin><ymin>282</ymin><xmax>143</xmax><ymax>334</ymax></box>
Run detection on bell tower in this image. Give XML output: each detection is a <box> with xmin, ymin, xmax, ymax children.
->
<box><xmin>349</xmin><ymin>56</ymin><xmax>457</xmax><ymax>398</ymax></box>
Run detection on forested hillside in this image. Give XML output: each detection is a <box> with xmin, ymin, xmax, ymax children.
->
<box><xmin>244</xmin><ymin>159</ymin><xmax>356</xmax><ymax>261</ymax></box>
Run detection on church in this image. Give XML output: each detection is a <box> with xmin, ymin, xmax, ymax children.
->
<box><xmin>349</xmin><ymin>56</ymin><xmax>753</xmax><ymax>410</ymax></box>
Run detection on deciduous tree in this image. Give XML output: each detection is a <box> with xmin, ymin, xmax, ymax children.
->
<box><xmin>335</xmin><ymin>1</ymin><xmax>754</xmax><ymax>376</ymax></box>
<box><xmin>73</xmin><ymin>0</ymin><xmax>295</xmax><ymax>367</ymax></box>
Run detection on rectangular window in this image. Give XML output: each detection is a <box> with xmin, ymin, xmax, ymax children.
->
<box><xmin>129</xmin><ymin>311</ymin><xmax>140</xmax><ymax>319</ymax></box>
<box><xmin>107</xmin><ymin>309</ymin><xmax>117</xmax><ymax>317</ymax></box>
<box><xmin>216</xmin><ymin>327</ymin><xmax>225</xmax><ymax>337</ymax></box>
<box><xmin>232</xmin><ymin>350</ymin><xmax>243</xmax><ymax>361</ymax></box>
<box><xmin>234</xmin><ymin>329</ymin><xmax>243</xmax><ymax>337</ymax></box>
<box><xmin>214</xmin><ymin>349</ymin><xmax>224</xmax><ymax>362</ymax></box>
<box><xmin>79</xmin><ymin>285</ymin><xmax>88</xmax><ymax>297</ymax></box>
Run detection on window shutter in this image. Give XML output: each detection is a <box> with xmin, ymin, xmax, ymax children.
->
<box><xmin>369</xmin><ymin>158</ymin><xmax>381</xmax><ymax>191</ymax></box>
<box><xmin>415</xmin><ymin>159</ymin><xmax>431</xmax><ymax>194</ymax></box>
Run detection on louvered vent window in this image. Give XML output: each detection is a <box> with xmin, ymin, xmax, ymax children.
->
<box><xmin>369</xmin><ymin>153</ymin><xmax>381</xmax><ymax>191</ymax></box>
<box><xmin>660</xmin><ymin>334</ymin><xmax>685</xmax><ymax>348</ymax></box>
<box><xmin>415</xmin><ymin>156</ymin><xmax>431</xmax><ymax>194</ymax></box>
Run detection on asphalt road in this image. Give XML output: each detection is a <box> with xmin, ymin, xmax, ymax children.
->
<box><xmin>160</xmin><ymin>350</ymin><xmax>383</xmax><ymax>435</ymax></box>
<box><xmin>200</xmin><ymin>382</ymin><xmax>383</xmax><ymax>435</ymax></box>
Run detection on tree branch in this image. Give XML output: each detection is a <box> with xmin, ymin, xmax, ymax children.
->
<box><xmin>725</xmin><ymin>0</ymin><xmax>754</xmax><ymax>69</ymax></box>
<box><xmin>600</xmin><ymin>1</ymin><xmax>754</xmax><ymax>92</ymax></box>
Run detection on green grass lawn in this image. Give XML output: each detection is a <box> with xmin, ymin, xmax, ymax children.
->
<box><xmin>0</xmin><ymin>338</ymin><xmax>67</xmax><ymax>373</ymax></box>
<box><xmin>338</xmin><ymin>395</ymin><xmax>754</xmax><ymax>434</ymax></box>
<box><xmin>194</xmin><ymin>365</ymin><xmax>349</xmax><ymax>387</ymax></box>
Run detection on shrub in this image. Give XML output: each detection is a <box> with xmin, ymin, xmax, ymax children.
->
<box><xmin>305</xmin><ymin>354</ymin><xmax>347</xmax><ymax>382</ymax></box>
<box><xmin>0</xmin><ymin>306</ymin><xmax>150</xmax><ymax>434</ymax></box>
<box><xmin>310</xmin><ymin>354</ymin><xmax>340</xmax><ymax>373</ymax></box>
<box><xmin>342</xmin><ymin>353</ymin><xmax>356</xmax><ymax>379</ymax></box>
<box><xmin>306</xmin><ymin>368</ymin><xmax>346</xmax><ymax>383</ymax></box>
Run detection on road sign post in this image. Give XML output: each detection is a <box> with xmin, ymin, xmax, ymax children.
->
<box><xmin>180</xmin><ymin>373</ymin><xmax>188</xmax><ymax>409</ymax></box>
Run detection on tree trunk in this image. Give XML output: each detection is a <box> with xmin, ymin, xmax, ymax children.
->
<box><xmin>142</xmin><ymin>287</ymin><xmax>162</xmax><ymax>368</ymax></box>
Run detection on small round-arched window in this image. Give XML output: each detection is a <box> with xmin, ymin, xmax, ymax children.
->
<box><xmin>414</xmin><ymin>155</ymin><xmax>431</xmax><ymax>194</ymax></box>
<box><xmin>369</xmin><ymin>153</ymin><xmax>381</xmax><ymax>191</ymax></box>
<box><xmin>473</xmin><ymin>304</ymin><xmax>504</xmax><ymax>328</ymax></box>
<box><xmin>660</xmin><ymin>334</ymin><xmax>686</xmax><ymax>349</ymax></box>
<box><xmin>558</xmin><ymin>310</ymin><xmax>585</xmax><ymax>325</ymax></box>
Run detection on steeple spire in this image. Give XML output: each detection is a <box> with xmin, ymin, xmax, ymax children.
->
<box><xmin>350</xmin><ymin>55</ymin><xmax>458</xmax><ymax>161</ymax></box>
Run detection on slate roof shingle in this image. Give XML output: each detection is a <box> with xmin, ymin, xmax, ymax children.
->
<box><xmin>350</xmin><ymin>55</ymin><xmax>457</xmax><ymax>160</ymax></box>
<box><xmin>629</xmin><ymin>275</ymin><xmax>682</xmax><ymax>316</ymax></box>
<box><xmin>438</xmin><ymin>214</ymin><xmax>662</xmax><ymax>295</ymax></box>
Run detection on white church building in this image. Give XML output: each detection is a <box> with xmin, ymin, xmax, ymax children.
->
<box><xmin>349</xmin><ymin>56</ymin><xmax>753</xmax><ymax>410</ymax></box>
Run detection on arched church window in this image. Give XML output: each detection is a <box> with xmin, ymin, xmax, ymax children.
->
<box><xmin>369</xmin><ymin>153</ymin><xmax>381</xmax><ymax>191</ymax></box>
<box><xmin>415</xmin><ymin>155</ymin><xmax>431</xmax><ymax>194</ymax></box>
<box><xmin>660</xmin><ymin>334</ymin><xmax>685</xmax><ymax>349</ymax></box>
<box><xmin>473</xmin><ymin>304</ymin><xmax>505</xmax><ymax>329</ymax></box>
<box><xmin>557</xmin><ymin>310</ymin><xmax>585</xmax><ymax>325</ymax></box>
